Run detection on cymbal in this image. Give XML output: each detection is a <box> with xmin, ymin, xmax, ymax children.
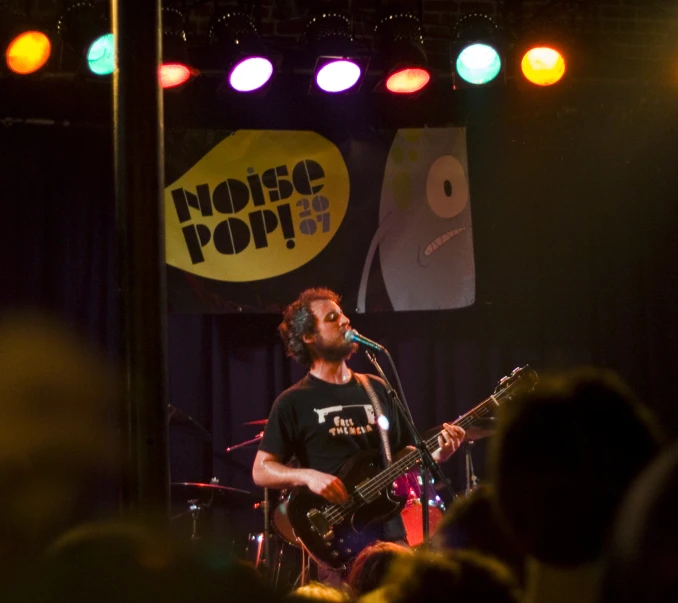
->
<box><xmin>243</xmin><ymin>419</ymin><xmax>268</xmax><ymax>426</ymax></box>
<box><xmin>171</xmin><ymin>482</ymin><xmax>252</xmax><ymax>496</ymax></box>
<box><xmin>425</xmin><ymin>418</ymin><xmax>496</xmax><ymax>442</ymax></box>
<box><xmin>464</xmin><ymin>424</ymin><xmax>496</xmax><ymax>441</ymax></box>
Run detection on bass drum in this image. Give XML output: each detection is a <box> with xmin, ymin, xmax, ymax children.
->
<box><xmin>393</xmin><ymin>469</ymin><xmax>446</xmax><ymax>548</ymax></box>
<box><xmin>272</xmin><ymin>490</ymin><xmax>301</xmax><ymax>547</ymax></box>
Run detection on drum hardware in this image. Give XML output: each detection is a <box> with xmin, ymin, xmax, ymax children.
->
<box><xmin>243</xmin><ymin>419</ymin><xmax>268</xmax><ymax>426</ymax></box>
<box><xmin>464</xmin><ymin>417</ymin><xmax>497</xmax><ymax>442</ymax></box>
<box><xmin>225</xmin><ymin>431</ymin><xmax>308</xmax><ymax>588</ymax></box>
<box><xmin>187</xmin><ymin>499</ymin><xmax>202</xmax><ymax>541</ymax></box>
<box><xmin>225</xmin><ymin>431</ymin><xmax>263</xmax><ymax>453</ymax></box>
<box><xmin>171</xmin><ymin>480</ymin><xmax>253</xmax><ymax>498</ymax></box>
<box><xmin>393</xmin><ymin>469</ymin><xmax>446</xmax><ymax>548</ymax></box>
<box><xmin>171</xmin><ymin>478</ymin><xmax>255</xmax><ymax>544</ymax></box>
<box><xmin>252</xmin><ymin>488</ymin><xmax>307</xmax><ymax>587</ymax></box>
<box><xmin>423</xmin><ymin>417</ymin><xmax>496</xmax><ymax>443</ymax></box>
<box><xmin>271</xmin><ymin>491</ymin><xmax>301</xmax><ymax>548</ymax></box>
<box><xmin>168</xmin><ymin>404</ymin><xmax>212</xmax><ymax>441</ymax></box>
<box><xmin>465</xmin><ymin>441</ymin><xmax>479</xmax><ymax>494</ymax></box>
<box><xmin>225</xmin><ymin>433</ymin><xmax>276</xmax><ymax>582</ymax></box>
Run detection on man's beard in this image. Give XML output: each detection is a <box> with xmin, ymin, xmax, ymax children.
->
<box><xmin>312</xmin><ymin>334</ymin><xmax>357</xmax><ymax>363</ymax></box>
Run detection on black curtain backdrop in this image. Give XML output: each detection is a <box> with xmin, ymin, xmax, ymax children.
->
<box><xmin>2</xmin><ymin>84</ymin><xmax>677</xmax><ymax>548</ymax></box>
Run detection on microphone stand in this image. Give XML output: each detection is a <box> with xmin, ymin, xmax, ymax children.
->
<box><xmin>364</xmin><ymin>349</ymin><xmax>456</xmax><ymax>548</ymax></box>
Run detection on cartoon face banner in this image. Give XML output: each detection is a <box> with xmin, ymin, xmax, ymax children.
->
<box><xmin>165</xmin><ymin>128</ymin><xmax>475</xmax><ymax>313</ymax></box>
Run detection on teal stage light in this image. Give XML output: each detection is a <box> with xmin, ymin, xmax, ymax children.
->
<box><xmin>451</xmin><ymin>13</ymin><xmax>504</xmax><ymax>89</ymax></box>
<box><xmin>456</xmin><ymin>43</ymin><xmax>502</xmax><ymax>85</ymax></box>
<box><xmin>86</xmin><ymin>33</ymin><xmax>114</xmax><ymax>75</ymax></box>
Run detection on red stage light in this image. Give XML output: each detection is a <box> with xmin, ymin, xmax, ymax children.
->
<box><xmin>159</xmin><ymin>63</ymin><xmax>192</xmax><ymax>89</ymax></box>
<box><xmin>386</xmin><ymin>67</ymin><xmax>431</xmax><ymax>94</ymax></box>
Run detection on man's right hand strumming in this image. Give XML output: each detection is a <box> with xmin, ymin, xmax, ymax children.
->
<box><xmin>252</xmin><ymin>449</ymin><xmax>349</xmax><ymax>504</ymax></box>
<box><xmin>303</xmin><ymin>469</ymin><xmax>349</xmax><ymax>504</ymax></box>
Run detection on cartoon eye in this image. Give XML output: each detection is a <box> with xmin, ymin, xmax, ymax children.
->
<box><xmin>425</xmin><ymin>155</ymin><xmax>469</xmax><ymax>218</ymax></box>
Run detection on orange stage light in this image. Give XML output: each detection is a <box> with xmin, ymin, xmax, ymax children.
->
<box><xmin>521</xmin><ymin>46</ymin><xmax>566</xmax><ymax>86</ymax></box>
<box><xmin>6</xmin><ymin>31</ymin><xmax>51</xmax><ymax>74</ymax></box>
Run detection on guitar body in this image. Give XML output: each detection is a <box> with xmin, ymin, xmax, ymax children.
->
<box><xmin>282</xmin><ymin>365</ymin><xmax>538</xmax><ymax>570</ymax></box>
<box><xmin>285</xmin><ymin>449</ymin><xmax>407</xmax><ymax>569</ymax></box>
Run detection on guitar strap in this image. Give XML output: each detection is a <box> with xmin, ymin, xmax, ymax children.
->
<box><xmin>354</xmin><ymin>373</ymin><xmax>393</xmax><ymax>466</ymax></box>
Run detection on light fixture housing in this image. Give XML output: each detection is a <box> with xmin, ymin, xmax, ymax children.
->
<box><xmin>160</xmin><ymin>7</ymin><xmax>196</xmax><ymax>89</ymax></box>
<box><xmin>1</xmin><ymin>3</ymin><xmax>53</xmax><ymax>75</ymax></box>
<box><xmin>57</xmin><ymin>1</ymin><xmax>112</xmax><ymax>76</ymax></box>
<box><xmin>515</xmin><ymin>5</ymin><xmax>581</xmax><ymax>88</ymax></box>
<box><xmin>373</xmin><ymin>11</ymin><xmax>431</xmax><ymax>95</ymax></box>
<box><xmin>305</xmin><ymin>12</ymin><xmax>368</xmax><ymax>95</ymax></box>
<box><xmin>209</xmin><ymin>11</ymin><xmax>277</xmax><ymax>94</ymax></box>
<box><xmin>451</xmin><ymin>13</ymin><xmax>505</xmax><ymax>88</ymax></box>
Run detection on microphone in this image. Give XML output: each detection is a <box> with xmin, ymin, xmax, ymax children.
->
<box><xmin>344</xmin><ymin>329</ymin><xmax>385</xmax><ymax>352</ymax></box>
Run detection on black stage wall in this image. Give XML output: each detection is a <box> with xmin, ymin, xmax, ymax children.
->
<box><xmin>2</xmin><ymin>84</ymin><xmax>677</xmax><ymax>544</ymax></box>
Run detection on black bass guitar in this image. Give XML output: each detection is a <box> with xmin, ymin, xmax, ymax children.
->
<box><xmin>282</xmin><ymin>365</ymin><xmax>538</xmax><ymax>569</ymax></box>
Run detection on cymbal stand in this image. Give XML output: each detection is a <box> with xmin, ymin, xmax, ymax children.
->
<box><xmin>188</xmin><ymin>499</ymin><xmax>202</xmax><ymax>542</ymax></box>
<box><xmin>261</xmin><ymin>487</ymin><xmax>272</xmax><ymax>572</ymax></box>
<box><xmin>465</xmin><ymin>442</ymin><xmax>479</xmax><ymax>494</ymax></box>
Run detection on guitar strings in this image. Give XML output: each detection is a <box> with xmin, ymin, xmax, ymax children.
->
<box><xmin>320</xmin><ymin>369</ymin><xmax>535</xmax><ymax>526</ymax></box>
<box><xmin>321</xmin><ymin>394</ymin><xmax>500</xmax><ymax>525</ymax></box>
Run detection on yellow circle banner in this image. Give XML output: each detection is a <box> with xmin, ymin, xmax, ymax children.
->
<box><xmin>165</xmin><ymin>130</ymin><xmax>350</xmax><ymax>282</ymax></box>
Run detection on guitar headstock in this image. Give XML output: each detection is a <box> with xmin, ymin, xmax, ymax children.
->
<box><xmin>494</xmin><ymin>365</ymin><xmax>539</xmax><ymax>398</ymax></box>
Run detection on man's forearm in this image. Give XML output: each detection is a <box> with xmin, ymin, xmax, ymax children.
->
<box><xmin>252</xmin><ymin>458</ymin><xmax>312</xmax><ymax>490</ymax></box>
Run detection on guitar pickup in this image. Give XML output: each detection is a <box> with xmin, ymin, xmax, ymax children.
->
<box><xmin>355</xmin><ymin>478</ymin><xmax>379</xmax><ymax>503</ymax></box>
<box><xmin>307</xmin><ymin>509</ymin><xmax>334</xmax><ymax>541</ymax></box>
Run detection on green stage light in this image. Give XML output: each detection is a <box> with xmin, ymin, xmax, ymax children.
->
<box><xmin>456</xmin><ymin>43</ymin><xmax>502</xmax><ymax>85</ymax></box>
<box><xmin>451</xmin><ymin>13</ymin><xmax>504</xmax><ymax>89</ymax></box>
<box><xmin>86</xmin><ymin>33</ymin><xmax>114</xmax><ymax>75</ymax></box>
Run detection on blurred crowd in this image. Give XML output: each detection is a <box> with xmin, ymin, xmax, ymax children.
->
<box><xmin>1</xmin><ymin>311</ymin><xmax>676</xmax><ymax>603</ymax></box>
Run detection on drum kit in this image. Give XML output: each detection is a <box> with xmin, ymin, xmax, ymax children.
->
<box><xmin>169</xmin><ymin>406</ymin><xmax>306</xmax><ymax>587</ymax></box>
<box><xmin>170</xmin><ymin>404</ymin><xmax>496</xmax><ymax>586</ymax></box>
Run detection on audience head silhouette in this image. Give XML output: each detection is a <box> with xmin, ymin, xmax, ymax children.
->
<box><xmin>489</xmin><ymin>367</ymin><xmax>663</xmax><ymax>566</ymax></box>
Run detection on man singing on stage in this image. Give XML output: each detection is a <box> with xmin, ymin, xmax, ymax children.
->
<box><xmin>252</xmin><ymin>288</ymin><xmax>464</xmax><ymax>582</ymax></box>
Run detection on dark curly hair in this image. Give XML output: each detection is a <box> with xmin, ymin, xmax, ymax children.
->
<box><xmin>278</xmin><ymin>288</ymin><xmax>341</xmax><ymax>367</ymax></box>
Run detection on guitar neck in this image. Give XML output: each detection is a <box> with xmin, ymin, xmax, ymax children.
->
<box><xmin>353</xmin><ymin>392</ymin><xmax>501</xmax><ymax>499</ymax></box>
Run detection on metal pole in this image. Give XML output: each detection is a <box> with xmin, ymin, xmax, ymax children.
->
<box><xmin>112</xmin><ymin>0</ymin><xmax>170</xmax><ymax>517</ymax></box>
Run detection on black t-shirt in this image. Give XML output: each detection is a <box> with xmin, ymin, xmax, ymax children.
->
<box><xmin>259</xmin><ymin>372</ymin><xmax>412</xmax><ymax>475</ymax></box>
<box><xmin>259</xmin><ymin>372</ymin><xmax>413</xmax><ymax>542</ymax></box>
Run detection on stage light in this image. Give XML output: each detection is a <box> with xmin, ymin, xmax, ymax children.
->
<box><xmin>516</xmin><ymin>3</ymin><xmax>582</xmax><ymax>88</ymax></box>
<box><xmin>457</xmin><ymin>43</ymin><xmax>501</xmax><ymax>85</ymax></box>
<box><xmin>386</xmin><ymin>67</ymin><xmax>430</xmax><ymax>94</ymax></box>
<box><xmin>86</xmin><ymin>33</ymin><xmax>115</xmax><ymax>75</ymax></box>
<box><xmin>451</xmin><ymin>13</ymin><xmax>504</xmax><ymax>88</ymax></box>
<box><xmin>1</xmin><ymin>2</ymin><xmax>52</xmax><ymax>75</ymax></box>
<box><xmin>6</xmin><ymin>30</ymin><xmax>51</xmax><ymax>74</ymax></box>
<box><xmin>161</xmin><ymin>7</ymin><xmax>195</xmax><ymax>89</ymax></box>
<box><xmin>374</xmin><ymin>11</ymin><xmax>431</xmax><ymax>95</ymax></box>
<box><xmin>315</xmin><ymin>59</ymin><xmax>361</xmax><ymax>93</ymax></box>
<box><xmin>58</xmin><ymin>1</ymin><xmax>112</xmax><ymax>76</ymax></box>
<box><xmin>306</xmin><ymin>12</ymin><xmax>367</xmax><ymax>94</ymax></box>
<box><xmin>521</xmin><ymin>46</ymin><xmax>566</xmax><ymax>86</ymax></box>
<box><xmin>210</xmin><ymin>11</ymin><xmax>275</xmax><ymax>93</ymax></box>
<box><xmin>160</xmin><ymin>63</ymin><xmax>192</xmax><ymax>89</ymax></box>
<box><xmin>229</xmin><ymin>56</ymin><xmax>273</xmax><ymax>92</ymax></box>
